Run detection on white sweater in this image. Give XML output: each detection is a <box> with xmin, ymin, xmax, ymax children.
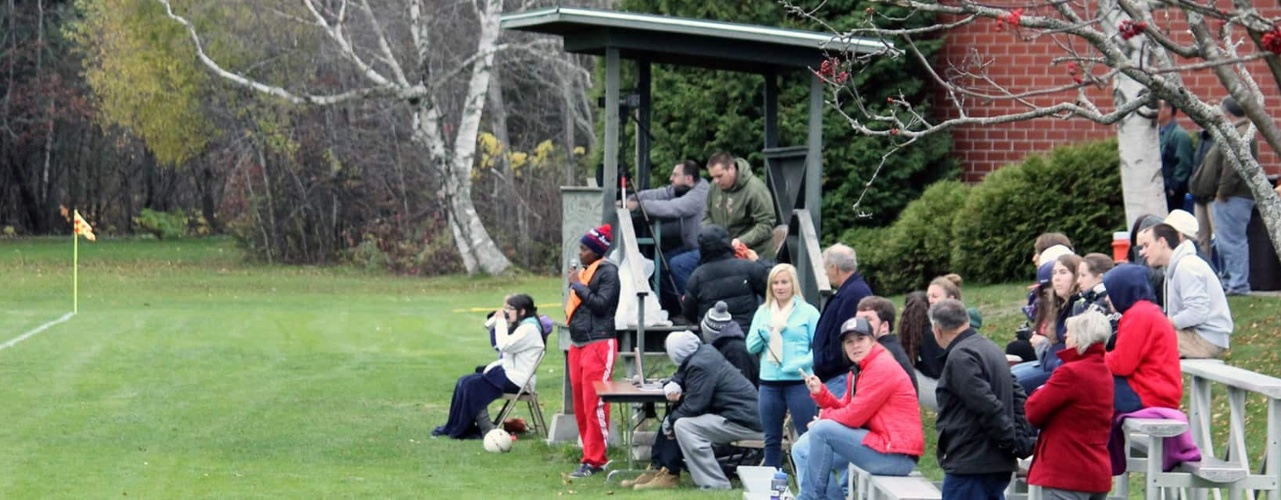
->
<box><xmin>1165</xmin><ymin>241</ymin><xmax>1234</xmax><ymax>348</ymax></box>
<box><xmin>484</xmin><ymin>318</ymin><xmax>544</xmax><ymax>388</ymax></box>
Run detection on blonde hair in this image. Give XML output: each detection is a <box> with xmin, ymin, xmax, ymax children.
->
<box><xmin>929</xmin><ymin>273</ymin><xmax>963</xmax><ymax>301</ymax></box>
<box><xmin>765</xmin><ymin>263</ymin><xmax>802</xmax><ymax>308</ymax></box>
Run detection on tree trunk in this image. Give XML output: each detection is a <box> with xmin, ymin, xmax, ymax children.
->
<box><xmin>1103</xmin><ymin>5</ymin><xmax>1167</xmax><ymax>227</ymax></box>
<box><xmin>1113</xmin><ymin>77</ymin><xmax>1167</xmax><ymax>226</ymax></box>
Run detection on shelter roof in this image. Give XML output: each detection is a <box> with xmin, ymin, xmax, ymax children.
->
<box><xmin>501</xmin><ymin>7</ymin><xmax>887</xmax><ymax>73</ymax></box>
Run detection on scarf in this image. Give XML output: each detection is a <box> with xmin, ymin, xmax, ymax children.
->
<box><xmin>766</xmin><ymin>297</ymin><xmax>793</xmax><ymax>365</ymax></box>
<box><xmin>564</xmin><ymin>259</ymin><xmax>602</xmax><ymax>324</ymax></box>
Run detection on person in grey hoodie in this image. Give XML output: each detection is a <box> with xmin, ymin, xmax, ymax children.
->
<box><xmin>661</xmin><ymin>331</ymin><xmax>763</xmax><ymax>490</ymax></box>
<box><xmin>626</xmin><ymin>160</ymin><xmax>710</xmax><ymax>295</ymax></box>
<box><xmin>1141</xmin><ymin>223</ymin><xmax>1233</xmax><ymax>358</ymax></box>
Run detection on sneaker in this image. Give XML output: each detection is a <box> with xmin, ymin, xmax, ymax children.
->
<box><xmin>568</xmin><ymin>463</ymin><xmax>604</xmax><ymax>479</ymax></box>
<box><xmin>620</xmin><ymin>467</ymin><xmax>659</xmax><ymax>488</ymax></box>
<box><xmin>430</xmin><ymin>426</ymin><xmax>447</xmax><ymax>438</ymax></box>
<box><xmin>634</xmin><ymin>470</ymin><xmax>679</xmax><ymax>490</ymax></box>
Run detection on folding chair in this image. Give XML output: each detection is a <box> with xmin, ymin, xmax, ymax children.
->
<box><xmin>492</xmin><ymin>349</ymin><xmax>548</xmax><ymax>439</ymax></box>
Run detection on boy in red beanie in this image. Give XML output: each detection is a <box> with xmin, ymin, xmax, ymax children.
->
<box><xmin>564</xmin><ymin>223</ymin><xmax>620</xmax><ymax>478</ymax></box>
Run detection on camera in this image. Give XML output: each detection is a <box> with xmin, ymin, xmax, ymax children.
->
<box><xmin>1014</xmin><ymin>324</ymin><xmax>1033</xmax><ymax>341</ymax></box>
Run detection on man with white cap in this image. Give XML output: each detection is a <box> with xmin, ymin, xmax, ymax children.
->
<box><xmin>1140</xmin><ymin>223</ymin><xmax>1233</xmax><ymax>358</ymax></box>
<box><xmin>655</xmin><ymin>331</ymin><xmax>762</xmax><ymax>490</ymax></box>
<box><xmin>1164</xmin><ymin>210</ymin><xmax>1199</xmax><ymax>245</ymax></box>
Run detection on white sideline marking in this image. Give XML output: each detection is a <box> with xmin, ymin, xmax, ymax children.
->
<box><xmin>0</xmin><ymin>312</ymin><xmax>75</xmax><ymax>352</ymax></box>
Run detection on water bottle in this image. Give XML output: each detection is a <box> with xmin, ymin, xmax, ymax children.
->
<box><xmin>769</xmin><ymin>470</ymin><xmax>789</xmax><ymax>500</ymax></box>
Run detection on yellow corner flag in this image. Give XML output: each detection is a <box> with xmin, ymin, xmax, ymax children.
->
<box><xmin>73</xmin><ymin>210</ymin><xmax>95</xmax><ymax>242</ymax></box>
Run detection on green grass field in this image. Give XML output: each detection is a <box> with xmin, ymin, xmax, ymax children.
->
<box><xmin>0</xmin><ymin>238</ymin><xmax>1276</xmax><ymax>498</ymax></box>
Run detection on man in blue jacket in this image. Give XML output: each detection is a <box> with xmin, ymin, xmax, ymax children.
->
<box><xmin>811</xmin><ymin>243</ymin><xmax>873</xmax><ymax>396</ymax></box>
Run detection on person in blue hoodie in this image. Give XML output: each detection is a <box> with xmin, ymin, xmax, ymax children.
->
<box><xmin>747</xmin><ymin>263</ymin><xmax>821</xmax><ymax>468</ymax></box>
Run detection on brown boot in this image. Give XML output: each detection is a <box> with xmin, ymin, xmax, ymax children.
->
<box><xmin>620</xmin><ymin>467</ymin><xmax>658</xmax><ymax>488</ymax></box>
<box><xmin>634</xmin><ymin>468</ymin><xmax>679</xmax><ymax>490</ymax></box>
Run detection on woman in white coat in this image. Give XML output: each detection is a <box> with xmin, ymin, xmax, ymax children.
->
<box><xmin>433</xmin><ymin>294</ymin><xmax>545</xmax><ymax>439</ymax></box>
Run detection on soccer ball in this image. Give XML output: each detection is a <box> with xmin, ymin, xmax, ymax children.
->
<box><xmin>483</xmin><ymin>429</ymin><xmax>513</xmax><ymax>453</ymax></box>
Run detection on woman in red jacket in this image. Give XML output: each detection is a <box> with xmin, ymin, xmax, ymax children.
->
<box><xmin>1026</xmin><ymin>310</ymin><xmax>1115</xmax><ymax>499</ymax></box>
<box><xmin>1102</xmin><ymin>264</ymin><xmax>1182</xmax><ymax>413</ymax></box>
<box><xmin>792</xmin><ymin>317</ymin><xmax>923</xmax><ymax>500</ymax></box>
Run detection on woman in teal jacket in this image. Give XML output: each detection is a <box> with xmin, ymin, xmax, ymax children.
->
<box><xmin>747</xmin><ymin>263</ymin><xmax>821</xmax><ymax>467</ymax></box>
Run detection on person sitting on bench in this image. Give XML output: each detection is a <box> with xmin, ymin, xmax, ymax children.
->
<box><xmin>791</xmin><ymin>317</ymin><xmax>923</xmax><ymax>500</ymax></box>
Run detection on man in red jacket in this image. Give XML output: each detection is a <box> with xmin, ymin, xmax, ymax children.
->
<box><xmin>1026</xmin><ymin>310</ymin><xmax>1115</xmax><ymax>498</ymax></box>
<box><xmin>1102</xmin><ymin>264</ymin><xmax>1182</xmax><ymax>413</ymax></box>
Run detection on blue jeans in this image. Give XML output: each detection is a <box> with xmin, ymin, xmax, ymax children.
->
<box><xmin>1212</xmin><ymin>197</ymin><xmax>1254</xmax><ymax>294</ymax></box>
<box><xmin>759</xmin><ymin>382</ymin><xmax>818</xmax><ymax>467</ymax></box>
<box><xmin>1011</xmin><ymin>361</ymin><xmax>1051</xmax><ymax>395</ymax></box>
<box><xmin>1114</xmin><ymin>376</ymin><xmax>1143</xmax><ymax>414</ymax></box>
<box><xmin>668</xmin><ymin>248</ymin><xmax>700</xmax><ymax>296</ymax></box>
<box><xmin>942</xmin><ymin>472</ymin><xmax>1011</xmax><ymax>500</ymax></box>
<box><xmin>820</xmin><ymin>377</ymin><xmax>851</xmax><ymax>493</ymax></box>
<box><xmin>793</xmin><ymin>422</ymin><xmax>915</xmax><ymax>500</ymax></box>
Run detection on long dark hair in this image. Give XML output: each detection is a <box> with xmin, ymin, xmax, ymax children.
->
<box><xmin>506</xmin><ymin>294</ymin><xmax>538</xmax><ymax>324</ymax></box>
<box><xmin>898</xmin><ymin>291</ymin><xmax>930</xmax><ymax>362</ymax></box>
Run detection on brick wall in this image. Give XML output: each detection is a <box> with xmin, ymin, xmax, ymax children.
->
<box><xmin>933</xmin><ymin>7</ymin><xmax>1281</xmax><ymax>182</ymax></box>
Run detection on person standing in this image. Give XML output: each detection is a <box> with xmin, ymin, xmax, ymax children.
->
<box><xmin>932</xmin><ymin>298</ymin><xmax>1031</xmax><ymax>499</ymax></box>
<box><xmin>746</xmin><ymin>263</ymin><xmax>821</xmax><ymax>468</ymax></box>
<box><xmin>565</xmin><ymin>224</ymin><xmax>620</xmax><ymax>479</ymax></box>
<box><xmin>811</xmin><ymin>243</ymin><xmax>873</xmax><ymax>397</ymax></box>
<box><xmin>1157</xmin><ymin>99</ymin><xmax>1195</xmax><ymax>213</ymax></box>
<box><xmin>1197</xmin><ymin>97</ymin><xmax>1258</xmax><ymax>295</ymax></box>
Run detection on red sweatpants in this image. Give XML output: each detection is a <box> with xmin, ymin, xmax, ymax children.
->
<box><xmin>568</xmin><ymin>338</ymin><xmax>616</xmax><ymax>467</ymax></box>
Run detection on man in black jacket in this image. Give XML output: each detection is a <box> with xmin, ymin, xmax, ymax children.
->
<box><xmin>652</xmin><ymin>331</ymin><xmax>762</xmax><ymax>490</ymax></box>
<box><xmin>681</xmin><ymin>225</ymin><xmax>768</xmax><ymax>330</ymax></box>
<box><xmin>566</xmin><ymin>223</ymin><xmax>621</xmax><ymax>479</ymax></box>
<box><xmin>931</xmin><ymin>298</ymin><xmax>1030</xmax><ymax>499</ymax></box>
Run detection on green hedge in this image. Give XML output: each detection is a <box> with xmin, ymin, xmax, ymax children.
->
<box><xmin>951</xmin><ymin>139</ymin><xmax>1124</xmax><ymax>284</ymax></box>
<box><xmin>859</xmin><ymin>180</ymin><xmax>972</xmax><ymax>294</ymax></box>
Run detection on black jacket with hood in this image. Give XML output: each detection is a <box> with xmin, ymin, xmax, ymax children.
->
<box><xmin>681</xmin><ymin>225</ymin><xmax>768</xmax><ymax>330</ymax></box>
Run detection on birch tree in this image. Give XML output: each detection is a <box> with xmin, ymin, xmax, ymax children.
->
<box><xmin>154</xmin><ymin>0</ymin><xmax>516</xmax><ymax>275</ymax></box>
<box><xmin>797</xmin><ymin>0</ymin><xmax>1281</xmax><ymax>260</ymax></box>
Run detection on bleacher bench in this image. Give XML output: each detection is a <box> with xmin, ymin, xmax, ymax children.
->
<box><xmin>848</xmin><ymin>463</ymin><xmax>941</xmax><ymax>500</ymax></box>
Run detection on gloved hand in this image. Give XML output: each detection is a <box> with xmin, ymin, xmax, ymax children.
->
<box><xmin>663</xmin><ymin>381</ymin><xmax>682</xmax><ymax>398</ymax></box>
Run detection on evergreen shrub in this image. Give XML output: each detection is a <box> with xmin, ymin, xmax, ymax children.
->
<box><xmin>951</xmin><ymin>139</ymin><xmax>1123</xmax><ymax>284</ymax></box>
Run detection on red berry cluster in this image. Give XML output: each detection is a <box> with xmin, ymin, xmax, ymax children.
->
<box><xmin>995</xmin><ymin>8</ymin><xmax>1023</xmax><ymax>32</ymax></box>
<box><xmin>817</xmin><ymin>57</ymin><xmax>849</xmax><ymax>84</ymax></box>
<box><xmin>1118</xmin><ymin>20</ymin><xmax>1147</xmax><ymax>40</ymax></box>
<box><xmin>1066</xmin><ymin>62</ymin><xmax>1083</xmax><ymax>84</ymax></box>
<box><xmin>1262</xmin><ymin>27</ymin><xmax>1281</xmax><ymax>54</ymax></box>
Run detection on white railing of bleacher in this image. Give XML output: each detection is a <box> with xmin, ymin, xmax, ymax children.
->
<box><xmin>1179</xmin><ymin>359</ymin><xmax>1281</xmax><ymax>499</ymax></box>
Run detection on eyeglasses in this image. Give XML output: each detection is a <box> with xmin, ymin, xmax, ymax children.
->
<box><xmin>503</xmin><ymin>305</ymin><xmax>516</xmax><ymax>311</ymax></box>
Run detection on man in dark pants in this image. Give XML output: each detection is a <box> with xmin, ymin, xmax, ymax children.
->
<box><xmin>932</xmin><ymin>298</ymin><xmax>1032</xmax><ymax>499</ymax></box>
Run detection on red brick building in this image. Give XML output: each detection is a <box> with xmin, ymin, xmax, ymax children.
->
<box><xmin>934</xmin><ymin>7</ymin><xmax>1281</xmax><ymax>182</ymax></box>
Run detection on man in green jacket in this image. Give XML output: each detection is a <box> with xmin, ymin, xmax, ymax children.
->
<box><xmin>703</xmin><ymin>152</ymin><xmax>778</xmax><ymax>259</ymax></box>
<box><xmin>1158</xmin><ymin>99</ymin><xmax>1195</xmax><ymax>212</ymax></box>
<box><xmin>668</xmin><ymin>153</ymin><xmax>778</xmax><ymax>288</ymax></box>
